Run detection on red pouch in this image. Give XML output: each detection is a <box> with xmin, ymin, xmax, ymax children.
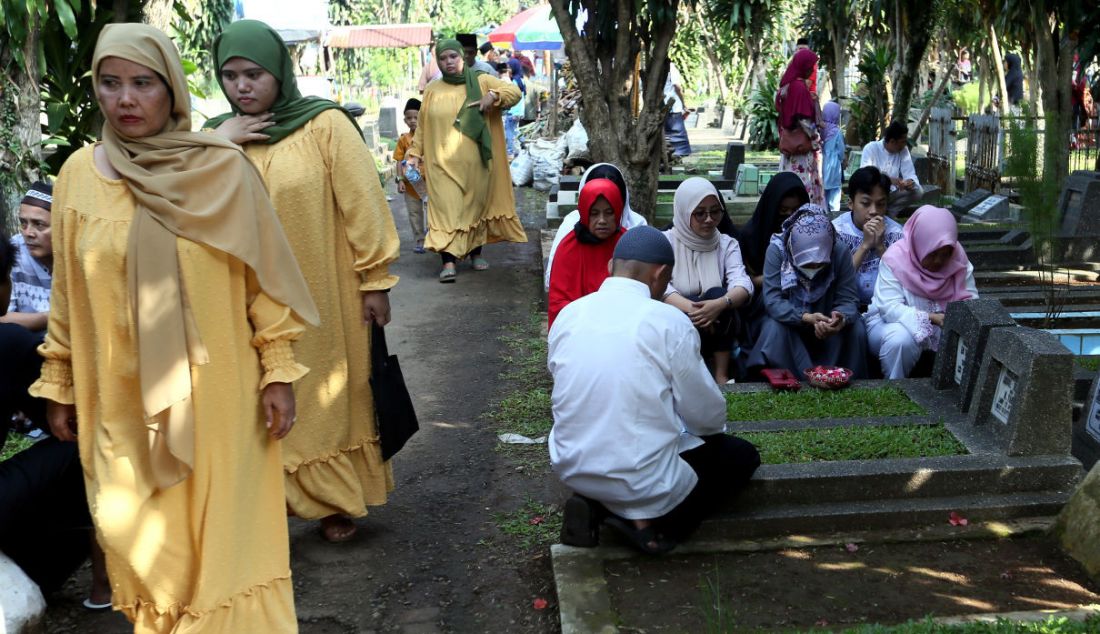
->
<box><xmin>760</xmin><ymin>368</ymin><xmax>802</xmax><ymax>391</ymax></box>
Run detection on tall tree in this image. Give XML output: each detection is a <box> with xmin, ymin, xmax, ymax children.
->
<box><xmin>888</xmin><ymin>0</ymin><xmax>941</xmax><ymax>123</ymax></box>
<box><xmin>0</xmin><ymin>1</ymin><xmax>42</xmax><ymax>224</ymax></box>
<box><xmin>548</xmin><ymin>0</ymin><xmax>682</xmax><ymax>222</ymax></box>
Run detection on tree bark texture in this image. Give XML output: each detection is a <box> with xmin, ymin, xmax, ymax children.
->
<box><xmin>0</xmin><ymin>18</ymin><xmax>42</xmax><ymax>230</ymax></box>
<box><xmin>549</xmin><ymin>0</ymin><xmax>679</xmax><ymax>223</ymax></box>
<box><xmin>1033</xmin><ymin>4</ymin><xmax>1075</xmax><ymax>188</ymax></box>
<box><xmin>890</xmin><ymin>0</ymin><xmax>937</xmax><ymax>124</ymax></box>
<box><xmin>988</xmin><ymin>24</ymin><xmax>1010</xmax><ymax>113</ymax></box>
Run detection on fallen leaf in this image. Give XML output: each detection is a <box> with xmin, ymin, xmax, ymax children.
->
<box><xmin>533</xmin><ymin>598</ymin><xmax>548</xmax><ymax>610</ymax></box>
<box><xmin>1000</xmin><ymin>570</ymin><xmax>1013</xmax><ymax>580</ymax></box>
<box><xmin>815</xmin><ymin>619</ymin><xmax>829</xmax><ymax>626</ymax></box>
<box><xmin>948</xmin><ymin>511</ymin><xmax>969</xmax><ymax>526</ymax></box>
<box><xmin>845</xmin><ymin>542</ymin><xmax>859</xmax><ymax>553</ymax></box>
<box><xmin>529</xmin><ymin>516</ymin><xmax>545</xmax><ymax>525</ymax></box>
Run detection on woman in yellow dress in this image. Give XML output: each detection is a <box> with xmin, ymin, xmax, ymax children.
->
<box><xmin>404</xmin><ymin>38</ymin><xmax>527</xmax><ymax>283</ymax></box>
<box><xmin>32</xmin><ymin>24</ymin><xmax>318</xmax><ymax>633</ymax></box>
<box><xmin>205</xmin><ymin>20</ymin><xmax>400</xmax><ymax>543</ymax></box>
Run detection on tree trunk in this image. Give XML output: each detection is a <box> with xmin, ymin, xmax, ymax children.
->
<box><xmin>890</xmin><ymin>0</ymin><xmax>937</xmax><ymax>124</ymax></box>
<box><xmin>694</xmin><ymin>11</ymin><xmax>729</xmax><ymax>103</ymax></box>
<box><xmin>988</xmin><ymin>24</ymin><xmax>1010</xmax><ymax>113</ymax></box>
<box><xmin>0</xmin><ymin>18</ymin><xmax>42</xmax><ymax>229</ymax></box>
<box><xmin>549</xmin><ymin>0</ymin><xmax>677</xmax><ymax>224</ymax></box>
<box><xmin>913</xmin><ymin>63</ymin><xmax>952</xmax><ymax>140</ymax></box>
<box><xmin>831</xmin><ymin>30</ymin><xmax>848</xmax><ymax>100</ymax></box>
<box><xmin>1024</xmin><ymin>49</ymin><xmax>1041</xmax><ymax>115</ymax></box>
<box><xmin>977</xmin><ymin>51</ymin><xmax>987</xmax><ymax>112</ymax></box>
<box><xmin>1033</xmin><ymin>6</ymin><xmax>1075</xmax><ymax>188</ymax></box>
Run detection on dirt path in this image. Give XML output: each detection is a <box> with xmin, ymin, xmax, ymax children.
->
<box><xmin>45</xmin><ymin>187</ymin><xmax>564</xmax><ymax>633</ymax></box>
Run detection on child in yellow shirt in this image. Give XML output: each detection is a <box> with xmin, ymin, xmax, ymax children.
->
<box><xmin>393</xmin><ymin>98</ymin><xmax>426</xmax><ymax>253</ymax></box>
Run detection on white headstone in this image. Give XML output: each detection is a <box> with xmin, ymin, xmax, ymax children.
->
<box><xmin>0</xmin><ymin>552</ymin><xmax>46</xmax><ymax>633</ymax></box>
<box><xmin>1086</xmin><ymin>375</ymin><xmax>1100</xmax><ymax>444</ymax></box>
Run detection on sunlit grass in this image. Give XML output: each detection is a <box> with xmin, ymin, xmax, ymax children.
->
<box><xmin>726</xmin><ymin>387</ymin><xmax>925</xmax><ymax>422</ymax></box>
<box><xmin>739</xmin><ymin>424</ymin><xmax>966</xmax><ymax>464</ymax></box>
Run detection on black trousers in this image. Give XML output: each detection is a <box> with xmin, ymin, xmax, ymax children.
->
<box><xmin>0</xmin><ymin>437</ymin><xmax>92</xmax><ymax>593</ymax></box>
<box><xmin>654</xmin><ymin>433</ymin><xmax>761</xmax><ymax>541</ymax></box>
<box><xmin>683</xmin><ymin>286</ymin><xmax>739</xmax><ymax>355</ymax></box>
<box><xmin>440</xmin><ymin>245</ymin><xmax>482</xmax><ymax>265</ymax></box>
<box><xmin>0</xmin><ymin>323</ymin><xmax>46</xmax><ymax>433</ymax></box>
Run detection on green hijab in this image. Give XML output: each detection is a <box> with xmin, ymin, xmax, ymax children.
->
<box><xmin>436</xmin><ymin>38</ymin><xmax>492</xmax><ymax>165</ymax></box>
<box><xmin>204</xmin><ymin>20</ymin><xmax>361</xmax><ymax>144</ymax></box>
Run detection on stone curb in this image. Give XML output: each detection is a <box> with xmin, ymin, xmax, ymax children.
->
<box><xmin>552</xmin><ymin>517</ymin><xmax>1063</xmax><ymax>634</ymax></box>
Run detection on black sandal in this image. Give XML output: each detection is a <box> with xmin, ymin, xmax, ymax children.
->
<box><xmin>560</xmin><ymin>494</ymin><xmax>600</xmax><ymax>547</ymax></box>
<box><xmin>604</xmin><ymin>516</ymin><xmax>676</xmax><ymax>555</ymax></box>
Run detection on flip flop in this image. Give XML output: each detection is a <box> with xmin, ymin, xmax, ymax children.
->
<box><xmin>604</xmin><ymin>516</ymin><xmax>676</xmax><ymax>555</ymax></box>
<box><xmin>82</xmin><ymin>598</ymin><xmax>112</xmax><ymax>611</ymax></box>
<box><xmin>439</xmin><ymin>267</ymin><xmax>457</xmax><ymax>283</ymax></box>
<box><xmin>320</xmin><ymin>516</ymin><xmax>358</xmax><ymax>543</ymax></box>
<box><xmin>472</xmin><ymin>256</ymin><xmax>490</xmax><ymax>271</ymax></box>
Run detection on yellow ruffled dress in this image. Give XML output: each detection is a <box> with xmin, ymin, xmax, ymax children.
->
<box><xmin>240</xmin><ymin>109</ymin><xmax>400</xmax><ymax>519</ymax></box>
<box><xmin>409</xmin><ymin>74</ymin><xmax>528</xmax><ymax>256</ymax></box>
<box><xmin>31</xmin><ymin>146</ymin><xmax>305</xmax><ymax>633</ymax></box>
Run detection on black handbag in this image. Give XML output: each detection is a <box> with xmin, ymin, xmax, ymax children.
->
<box><xmin>370</xmin><ymin>324</ymin><xmax>419</xmax><ymax>460</ymax></box>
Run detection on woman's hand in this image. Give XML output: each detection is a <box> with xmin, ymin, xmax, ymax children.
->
<box><xmin>261</xmin><ymin>382</ymin><xmax>296</xmax><ymax>439</ymax></box>
<box><xmin>814</xmin><ymin>311</ymin><xmax>846</xmax><ymax>339</ymax></box>
<box><xmin>802</xmin><ymin>312</ymin><xmax>829</xmax><ymax>327</ymax></box>
<box><xmin>688</xmin><ymin>299</ymin><xmax>726</xmax><ymax>329</ymax></box>
<box><xmin>212</xmin><ymin>113</ymin><xmax>275</xmax><ymax>145</ymax></box>
<box><xmin>396</xmin><ymin>181</ymin><xmax>406</xmax><ymax>194</ymax></box>
<box><xmin>362</xmin><ymin>291</ymin><xmax>391</xmax><ymax>326</ymax></box>
<box><xmin>930</xmin><ymin>312</ymin><xmax>946</xmax><ymax>327</ymax></box>
<box><xmin>46</xmin><ymin>401</ymin><xmax>78</xmax><ymax>442</ymax></box>
<box><xmin>469</xmin><ymin>90</ymin><xmax>498</xmax><ymax>113</ymax></box>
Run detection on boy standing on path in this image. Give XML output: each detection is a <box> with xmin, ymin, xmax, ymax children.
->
<box><xmin>394</xmin><ymin>98</ymin><xmax>427</xmax><ymax>254</ymax></box>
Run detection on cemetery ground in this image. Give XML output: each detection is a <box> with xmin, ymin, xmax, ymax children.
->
<box><xmin>29</xmin><ymin>169</ymin><xmax>1100</xmax><ymax>633</ymax></box>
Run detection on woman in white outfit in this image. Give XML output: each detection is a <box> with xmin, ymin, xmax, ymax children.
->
<box><xmin>865</xmin><ymin>205</ymin><xmax>978</xmax><ymax>379</ymax></box>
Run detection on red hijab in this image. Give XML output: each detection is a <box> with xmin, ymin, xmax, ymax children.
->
<box><xmin>547</xmin><ymin>179</ymin><xmax>626</xmax><ymax>330</ymax></box>
<box><xmin>777</xmin><ymin>49</ymin><xmax>819</xmax><ymax>130</ymax></box>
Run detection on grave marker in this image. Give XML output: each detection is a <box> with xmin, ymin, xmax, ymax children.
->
<box><xmin>950</xmin><ymin>188</ymin><xmax>992</xmax><ymax>217</ymax></box>
<box><xmin>965</xmin><ymin>194</ymin><xmax>1010</xmax><ymax>221</ymax></box>
<box><xmin>722</xmin><ymin>142</ymin><xmax>746</xmax><ymax>180</ymax></box>
<box><xmin>966</xmin><ymin>327</ymin><xmax>1074</xmax><ymax>456</ymax></box>
<box><xmin>1057</xmin><ymin>170</ymin><xmax>1100</xmax><ymax>238</ymax></box>
<box><xmin>932</xmin><ymin>299</ymin><xmax>1016</xmax><ymax>412</ymax></box>
<box><xmin>377</xmin><ymin>106</ymin><xmax>398</xmax><ymax>139</ymax></box>
<box><xmin>1076</xmin><ymin>371</ymin><xmax>1100</xmax><ymax>469</ymax></box>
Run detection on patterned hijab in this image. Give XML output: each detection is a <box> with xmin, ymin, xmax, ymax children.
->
<box><xmin>205</xmin><ymin>19</ymin><xmax>359</xmax><ymax>144</ymax></box>
<box><xmin>436</xmin><ymin>38</ymin><xmax>492</xmax><ymax>164</ymax></box>
<box><xmin>93</xmin><ymin>23</ymin><xmax>318</xmax><ymax>490</ymax></box>
<box><xmin>770</xmin><ymin>204</ymin><xmax>836</xmax><ymax>304</ymax></box>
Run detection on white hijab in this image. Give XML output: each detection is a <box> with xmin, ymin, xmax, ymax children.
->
<box><xmin>665</xmin><ymin>177</ymin><xmax>724</xmax><ymax>297</ymax></box>
<box><xmin>544</xmin><ymin>163</ymin><xmax>647</xmax><ymax>290</ymax></box>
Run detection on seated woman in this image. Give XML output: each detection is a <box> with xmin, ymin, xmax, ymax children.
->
<box><xmin>734</xmin><ymin>173</ymin><xmax>809</xmax><ymax>361</ymax></box>
<box><xmin>663</xmin><ymin>178</ymin><xmax>753</xmax><ymax>385</ymax></box>
<box><xmin>866</xmin><ymin>205</ymin><xmax>977</xmax><ymax>379</ymax></box>
<box><xmin>832</xmin><ymin>166</ymin><xmax>905</xmax><ymax>311</ymax></box>
<box><xmin>548</xmin><ymin>179</ymin><xmax>626</xmax><ymax>330</ymax></box>
<box><xmin>746</xmin><ymin>204</ymin><xmax>868</xmax><ymax>378</ymax></box>
<box><xmin>545</xmin><ymin>163</ymin><xmax>646</xmax><ymax>290</ymax></box>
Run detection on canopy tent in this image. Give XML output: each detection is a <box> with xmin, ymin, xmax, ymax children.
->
<box><xmin>324</xmin><ymin>23</ymin><xmax>433</xmax><ymax>49</ymax></box>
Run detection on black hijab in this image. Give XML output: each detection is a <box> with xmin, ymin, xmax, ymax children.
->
<box><xmin>736</xmin><ymin>172</ymin><xmax>809</xmax><ymax>275</ymax></box>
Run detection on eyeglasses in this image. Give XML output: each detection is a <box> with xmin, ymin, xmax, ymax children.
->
<box><xmin>691</xmin><ymin>209</ymin><xmax>723</xmax><ymax>221</ymax></box>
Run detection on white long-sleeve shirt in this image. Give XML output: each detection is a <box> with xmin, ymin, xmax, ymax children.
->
<box><xmin>866</xmin><ymin>261</ymin><xmax>978</xmax><ymax>351</ymax></box>
<box><xmin>548</xmin><ymin>277</ymin><xmax>727</xmax><ymax>519</ymax></box>
<box><xmin>860</xmin><ymin>140</ymin><xmax>921</xmax><ymax>192</ymax></box>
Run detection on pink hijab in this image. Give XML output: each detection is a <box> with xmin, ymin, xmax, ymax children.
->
<box><xmin>777</xmin><ymin>49</ymin><xmax>818</xmax><ymax>130</ymax></box>
<box><xmin>881</xmin><ymin>206</ymin><xmax>972</xmax><ymax>302</ymax></box>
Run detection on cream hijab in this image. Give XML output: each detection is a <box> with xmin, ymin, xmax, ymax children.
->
<box><xmin>92</xmin><ymin>24</ymin><xmax>319</xmax><ymax>490</ymax></box>
<box><xmin>667</xmin><ymin>177</ymin><xmax>724</xmax><ymax>296</ymax></box>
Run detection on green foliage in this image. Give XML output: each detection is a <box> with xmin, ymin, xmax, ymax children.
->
<box><xmin>0</xmin><ymin>433</ymin><xmax>34</xmax><ymax>462</ymax></box>
<box><xmin>492</xmin><ymin>498</ymin><xmax>562</xmax><ymax>549</ymax></box>
<box><xmin>953</xmin><ymin>82</ymin><xmax>980</xmax><ymax>115</ymax></box>
<box><xmin>747</xmin><ymin>65</ymin><xmax>779</xmax><ymax>150</ymax></box>
<box><xmin>848</xmin><ymin>44</ymin><xmax>895</xmax><ymax>146</ymax></box>
<box><xmin>169</xmin><ymin>0</ymin><xmax>232</xmax><ymax>90</ymax></box>
<box><xmin>739</xmin><ymin>423</ymin><xmax>967</xmax><ymax>464</ymax></box>
<box><xmin>725</xmin><ymin>386</ymin><xmax>924</xmax><ymax>422</ymax></box>
<box><xmin>1077</xmin><ymin>356</ymin><xmax>1100</xmax><ymax>372</ymax></box>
